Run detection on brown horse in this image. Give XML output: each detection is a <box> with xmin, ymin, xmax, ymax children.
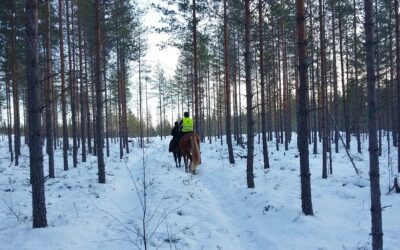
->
<box><xmin>178</xmin><ymin>132</ymin><xmax>201</xmax><ymax>174</ymax></box>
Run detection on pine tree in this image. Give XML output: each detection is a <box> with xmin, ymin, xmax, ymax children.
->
<box><xmin>296</xmin><ymin>0</ymin><xmax>313</xmax><ymax>216</ymax></box>
<box><xmin>94</xmin><ymin>0</ymin><xmax>105</xmax><ymax>183</ymax></box>
<box><xmin>244</xmin><ymin>0</ymin><xmax>254</xmax><ymax>188</ymax></box>
<box><xmin>26</xmin><ymin>0</ymin><xmax>48</xmax><ymax>228</ymax></box>
<box><xmin>223</xmin><ymin>0</ymin><xmax>235</xmax><ymax>164</ymax></box>
<box><xmin>364</xmin><ymin>0</ymin><xmax>383</xmax><ymax>248</ymax></box>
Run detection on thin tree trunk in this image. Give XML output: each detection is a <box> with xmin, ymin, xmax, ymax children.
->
<box><xmin>6</xmin><ymin>78</ymin><xmax>14</xmax><ymax>162</ymax></box>
<box><xmin>272</xmin><ymin>27</ymin><xmax>279</xmax><ymax>151</ymax></box>
<box><xmin>117</xmin><ymin>42</ymin><xmax>123</xmax><ymax>158</ymax></box>
<box><xmin>59</xmin><ymin>0</ymin><xmax>69</xmax><ymax>171</ymax></box>
<box><xmin>233</xmin><ymin>33</ymin><xmax>239</xmax><ymax>143</ymax></box>
<box><xmin>91</xmin><ymin>55</ymin><xmax>97</xmax><ymax>156</ymax></box>
<box><xmin>395</xmin><ymin>0</ymin><xmax>400</xmax><ymax>173</ymax></box>
<box><xmin>331</xmin><ymin>0</ymin><xmax>339</xmax><ymax>153</ymax></box>
<box><xmin>223</xmin><ymin>0</ymin><xmax>235</xmax><ymax>164</ymax></box>
<box><xmin>192</xmin><ymin>0</ymin><xmax>199</xmax><ymax>133</ymax></box>
<box><xmin>258</xmin><ymin>0</ymin><xmax>269</xmax><ymax>168</ymax></box>
<box><xmin>45</xmin><ymin>0</ymin><xmax>54</xmax><ymax>178</ymax></box>
<box><xmin>309</xmin><ymin>0</ymin><xmax>318</xmax><ymax>155</ymax></box>
<box><xmin>26</xmin><ymin>0</ymin><xmax>48</xmax><ymax>228</ymax></box>
<box><xmin>139</xmin><ymin>30</ymin><xmax>144</xmax><ymax>148</ymax></box>
<box><xmin>389</xmin><ymin>16</ymin><xmax>397</xmax><ymax>148</ymax></box>
<box><xmin>104</xmin><ymin>58</ymin><xmax>109</xmax><ymax>157</ymax></box>
<box><xmin>339</xmin><ymin>2</ymin><xmax>350</xmax><ymax>150</ymax></box>
<box><xmin>66</xmin><ymin>0</ymin><xmax>77</xmax><ymax>168</ymax></box>
<box><xmin>84</xmin><ymin>44</ymin><xmax>92</xmax><ymax>154</ymax></box>
<box><xmin>319</xmin><ymin>0</ymin><xmax>328</xmax><ymax>178</ymax></box>
<box><xmin>121</xmin><ymin>54</ymin><xmax>129</xmax><ymax>153</ymax></box>
<box><xmin>146</xmin><ymin>77</ymin><xmax>150</xmax><ymax>141</ymax></box>
<box><xmin>354</xmin><ymin>0</ymin><xmax>362</xmax><ymax>154</ymax></box>
<box><xmin>12</xmin><ymin>1</ymin><xmax>20</xmax><ymax>166</ymax></box>
<box><xmin>244</xmin><ymin>0</ymin><xmax>254</xmax><ymax>188</ymax></box>
<box><xmin>94</xmin><ymin>0</ymin><xmax>105</xmax><ymax>183</ymax></box>
<box><xmin>281</xmin><ymin>21</ymin><xmax>290</xmax><ymax>151</ymax></box>
<box><xmin>296</xmin><ymin>0</ymin><xmax>314</xmax><ymax>216</ymax></box>
<box><xmin>78</xmin><ymin>14</ymin><xmax>86</xmax><ymax>162</ymax></box>
<box><xmin>364</xmin><ymin>0</ymin><xmax>383</xmax><ymax>248</ymax></box>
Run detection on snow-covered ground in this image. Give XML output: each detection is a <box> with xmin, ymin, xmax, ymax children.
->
<box><xmin>0</xmin><ymin>134</ymin><xmax>399</xmax><ymax>250</ymax></box>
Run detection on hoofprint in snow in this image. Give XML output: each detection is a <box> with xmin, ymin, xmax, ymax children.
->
<box><xmin>0</xmin><ymin>134</ymin><xmax>399</xmax><ymax>250</ymax></box>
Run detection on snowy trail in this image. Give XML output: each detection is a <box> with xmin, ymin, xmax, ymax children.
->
<box><xmin>194</xmin><ymin>165</ymin><xmax>277</xmax><ymax>250</ymax></box>
<box><xmin>135</xmin><ymin>140</ymin><xmax>248</xmax><ymax>249</ymax></box>
<box><xmin>1</xmin><ymin>136</ymin><xmax>399</xmax><ymax>250</ymax></box>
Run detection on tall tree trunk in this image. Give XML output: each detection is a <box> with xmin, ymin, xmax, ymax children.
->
<box><xmin>6</xmin><ymin>78</ymin><xmax>14</xmax><ymax>162</ymax></box>
<box><xmin>104</xmin><ymin>58</ymin><xmax>109</xmax><ymax>157</ymax></box>
<box><xmin>395</xmin><ymin>0</ymin><xmax>400</xmax><ymax>173</ymax></box>
<box><xmin>373</xmin><ymin>0</ymin><xmax>381</xmax><ymax>157</ymax></box>
<box><xmin>244</xmin><ymin>0</ymin><xmax>254</xmax><ymax>188</ymax></box>
<box><xmin>117</xmin><ymin>43</ymin><xmax>123</xmax><ymax>158</ymax></box>
<box><xmin>331</xmin><ymin>0</ymin><xmax>339</xmax><ymax>153</ymax></box>
<box><xmin>94</xmin><ymin>0</ymin><xmax>105</xmax><ymax>183</ymax></box>
<box><xmin>66</xmin><ymin>0</ymin><xmax>77</xmax><ymax>168</ymax></box>
<box><xmin>45</xmin><ymin>0</ymin><xmax>54</xmax><ymax>178</ymax></box>
<box><xmin>272</xmin><ymin>27</ymin><xmax>279</xmax><ymax>151</ymax></box>
<box><xmin>192</xmin><ymin>0</ymin><xmax>200</xmax><ymax>133</ymax></box>
<box><xmin>85</xmin><ymin>45</ymin><xmax>92</xmax><ymax>154</ymax></box>
<box><xmin>146</xmin><ymin>78</ymin><xmax>150</xmax><ymax>141</ymax></box>
<box><xmin>238</xmin><ymin>33</ymin><xmax>244</xmax><ymax>147</ymax></box>
<box><xmin>364</xmin><ymin>0</ymin><xmax>383</xmax><ymax>248</ymax></box>
<box><xmin>233</xmin><ymin>33</ymin><xmax>239</xmax><ymax>143</ymax></box>
<box><xmin>354</xmin><ymin>0</ymin><xmax>362</xmax><ymax>154</ymax></box>
<box><xmin>308</xmin><ymin>0</ymin><xmax>318</xmax><ymax>155</ymax></box>
<box><xmin>339</xmin><ymin>2</ymin><xmax>351</xmax><ymax>150</ymax></box>
<box><xmin>139</xmin><ymin>30</ymin><xmax>144</xmax><ymax>148</ymax></box>
<box><xmin>59</xmin><ymin>0</ymin><xmax>69</xmax><ymax>171</ymax></box>
<box><xmin>26</xmin><ymin>0</ymin><xmax>48</xmax><ymax>228</ymax></box>
<box><xmin>12</xmin><ymin>1</ymin><xmax>20</xmax><ymax>166</ymax></box>
<box><xmin>296</xmin><ymin>0</ymin><xmax>313</xmax><ymax>216</ymax></box>
<box><xmin>281</xmin><ymin>21</ymin><xmax>290</xmax><ymax>151</ymax></box>
<box><xmin>388</xmin><ymin>10</ymin><xmax>397</xmax><ymax>148</ymax></box>
<box><xmin>223</xmin><ymin>0</ymin><xmax>235</xmax><ymax>164</ymax></box>
<box><xmin>207</xmin><ymin>63</ymin><xmax>212</xmax><ymax>143</ymax></box>
<box><xmin>78</xmin><ymin>14</ymin><xmax>86</xmax><ymax>162</ymax></box>
<box><xmin>258</xmin><ymin>0</ymin><xmax>269</xmax><ymax>168</ymax></box>
<box><xmin>121</xmin><ymin>54</ymin><xmax>129</xmax><ymax>153</ymax></box>
<box><xmin>319</xmin><ymin>0</ymin><xmax>328</xmax><ymax>178</ymax></box>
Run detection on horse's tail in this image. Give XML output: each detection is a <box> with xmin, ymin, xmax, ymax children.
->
<box><xmin>190</xmin><ymin>134</ymin><xmax>201</xmax><ymax>172</ymax></box>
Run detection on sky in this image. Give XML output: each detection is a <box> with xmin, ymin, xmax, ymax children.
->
<box><xmin>129</xmin><ymin>0</ymin><xmax>180</xmax><ymax>126</ymax></box>
<box><xmin>140</xmin><ymin>1</ymin><xmax>180</xmax><ymax>78</ymax></box>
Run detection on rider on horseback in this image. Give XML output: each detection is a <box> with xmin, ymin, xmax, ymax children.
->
<box><xmin>179</xmin><ymin>111</ymin><xmax>193</xmax><ymax>135</ymax></box>
<box><xmin>169</xmin><ymin>111</ymin><xmax>201</xmax><ymax>172</ymax></box>
<box><xmin>169</xmin><ymin>111</ymin><xmax>193</xmax><ymax>153</ymax></box>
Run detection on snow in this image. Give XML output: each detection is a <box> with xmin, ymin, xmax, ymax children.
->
<box><xmin>0</xmin><ymin>134</ymin><xmax>399</xmax><ymax>250</ymax></box>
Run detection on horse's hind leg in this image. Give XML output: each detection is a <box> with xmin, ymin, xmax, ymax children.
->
<box><xmin>184</xmin><ymin>156</ymin><xmax>189</xmax><ymax>173</ymax></box>
<box><xmin>188</xmin><ymin>155</ymin><xmax>193</xmax><ymax>174</ymax></box>
<box><xmin>178</xmin><ymin>154</ymin><xmax>182</xmax><ymax>168</ymax></box>
<box><xmin>174</xmin><ymin>153</ymin><xmax>179</xmax><ymax>168</ymax></box>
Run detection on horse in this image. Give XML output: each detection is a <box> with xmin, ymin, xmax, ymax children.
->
<box><xmin>178</xmin><ymin>132</ymin><xmax>201</xmax><ymax>174</ymax></box>
<box><xmin>169</xmin><ymin>138</ymin><xmax>182</xmax><ymax>168</ymax></box>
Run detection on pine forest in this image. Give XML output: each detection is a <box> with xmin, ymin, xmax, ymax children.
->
<box><xmin>0</xmin><ymin>0</ymin><xmax>399</xmax><ymax>249</ymax></box>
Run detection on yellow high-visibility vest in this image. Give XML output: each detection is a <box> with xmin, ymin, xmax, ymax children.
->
<box><xmin>181</xmin><ymin>117</ymin><xmax>193</xmax><ymax>132</ymax></box>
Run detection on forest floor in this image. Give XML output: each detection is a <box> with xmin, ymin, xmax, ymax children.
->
<box><xmin>0</xmin><ymin>134</ymin><xmax>399</xmax><ymax>250</ymax></box>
